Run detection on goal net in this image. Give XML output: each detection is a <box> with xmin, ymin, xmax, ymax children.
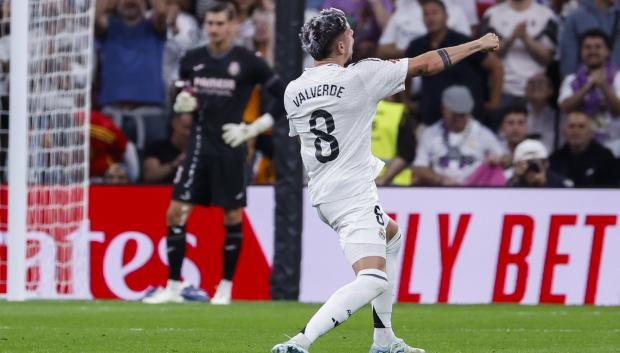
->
<box><xmin>0</xmin><ymin>0</ymin><xmax>95</xmax><ymax>299</ymax></box>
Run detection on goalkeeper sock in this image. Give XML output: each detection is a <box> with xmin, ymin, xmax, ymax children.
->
<box><xmin>295</xmin><ymin>268</ymin><xmax>389</xmax><ymax>348</ymax></box>
<box><xmin>223</xmin><ymin>223</ymin><xmax>243</xmax><ymax>281</ymax></box>
<box><xmin>371</xmin><ymin>231</ymin><xmax>402</xmax><ymax>346</ymax></box>
<box><xmin>167</xmin><ymin>225</ymin><xmax>186</xmax><ymax>281</ymax></box>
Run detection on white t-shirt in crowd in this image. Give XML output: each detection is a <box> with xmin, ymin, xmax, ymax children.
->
<box><xmin>558</xmin><ymin>71</ymin><xmax>620</xmax><ymax>143</ymax></box>
<box><xmin>285</xmin><ymin>59</ymin><xmax>408</xmax><ymax>206</ymax></box>
<box><xmin>414</xmin><ymin>118</ymin><xmax>504</xmax><ymax>183</ymax></box>
<box><xmin>483</xmin><ymin>2</ymin><xmax>557</xmax><ymax>96</ymax></box>
<box><xmin>380</xmin><ymin>0</ymin><xmax>471</xmax><ymax>51</ymax></box>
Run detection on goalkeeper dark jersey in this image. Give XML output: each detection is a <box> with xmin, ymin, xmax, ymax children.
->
<box><xmin>179</xmin><ymin>45</ymin><xmax>284</xmax><ymax>157</ymax></box>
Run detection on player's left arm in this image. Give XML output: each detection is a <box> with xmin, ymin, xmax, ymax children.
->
<box><xmin>407</xmin><ymin>33</ymin><xmax>499</xmax><ymax>77</ymax></box>
<box><xmin>222</xmin><ymin>56</ymin><xmax>286</xmax><ymax>148</ymax></box>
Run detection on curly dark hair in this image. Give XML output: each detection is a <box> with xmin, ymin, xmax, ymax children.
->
<box><xmin>299</xmin><ymin>8</ymin><xmax>348</xmax><ymax>61</ymax></box>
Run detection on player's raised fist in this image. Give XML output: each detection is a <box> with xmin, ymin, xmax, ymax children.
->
<box><xmin>479</xmin><ymin>33</ymin><xmax>499</xmax><ymax>52</ymax></box>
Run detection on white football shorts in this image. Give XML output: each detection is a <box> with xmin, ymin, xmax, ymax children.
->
<box><xmin>315</xmin><ymin>186</ymin><xmax>389</xmax><ymax>263</ymax></box>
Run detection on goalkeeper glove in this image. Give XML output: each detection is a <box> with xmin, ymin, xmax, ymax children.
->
<box><xmin>173</xmin><ymin>90</ymin><xmax>198</xmax><ymax>113</ymax></box>
<box><xmin>222</xmin><ymin>113</ymin><xmax>274</xmax><ymax>148</ymax></box>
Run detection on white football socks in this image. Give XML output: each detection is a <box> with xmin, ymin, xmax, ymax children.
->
<box><xmin>371</xmin><ymin>231</ymin><xmax>402</xmax><ymax>346</ymax></box>
<box><xmin>292</xmin><ymin>268</ymin><xmax>389</xmax><ymax>349</ymax></box>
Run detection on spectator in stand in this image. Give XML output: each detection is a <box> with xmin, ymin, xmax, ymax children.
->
<box><xmin>322</xmin><ymin>0</ymin><xmax>394</xmax><ymax>60</ymax></box>
<box><xmin>252</xmin><ymin>6</ymin><xmax>275</xmax><ymax>65</ymax></box>
<box><xmin>481</xmin><ymin>0</ymin><xmax>557</xmax><ymax>114</ymax></box>
<box><xmin>559</xmin><ymin>0</ymin><xmax>620</xmax><ymax>79</ymax></box>
<box><xmin>526</xmin><ymin>73</ymin><xmax>559</xmax><ymax>152</ymax></box>
<box><xmin>89</xmin><ymin>111</ymin><xmax>140</xmax><ymax>184</ymax></box>
<box><xmin>549</xmin><ymin>111</ymin><xmax>619</xmax><ymax>187</ymax></box>
<box><xmin>412</xmin><ymin>85</ymin><xmax>504</xmax><ymax>186</ymax></box>
<box><xmin>142</xmin><ymin>112</ymin><xmax>192</xmax><ymax>183</ymax></box>
<box><xmin>498</xmin><ymin>103</ymin><xmax>529</xmax><ymax>179</ymax></box>
<box><xmin>378</xmin><ymin>0</ymin><xmax>471</xmax><ymax>59</ymax></box>
<box><xmin>558</xmin><ymin>29</ymin><xmax>620</xmax><ymax>147</ymax></box>
<box><xmin>234</xmin><ymin>0</ymin><xmax>260</xmax><ymax>50</ymax></box>
<box><xmin>95</xmin><ymin>0</ymin><xmax>171</xmax><ymax>151</ymax></box>
<box><xmin>405</xmin><ymin>0</ymin><xmax>503</xmax><ymax>126</ymax></box>
<box><xmin>163</xmin><ymin>0</ymin><xmax>200</xmax><ymax>92</ymax></box>
<box><xmin>372</xmin><ymin>99</ymin><xmax>417</xmax><ymax>186</ymax></box>
<box><xmin>506</xmin><ymin>139</ymin><xmax>573</xmax><ymax>187</ymax></box>
<box><xmin>500</xmin><ymin>103</ymin><xmax>529</xmax><ymax>159</ymax></box>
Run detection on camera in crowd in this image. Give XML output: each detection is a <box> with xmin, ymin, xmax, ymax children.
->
<box><xmin>526</xmin><ymin>159</ymin><xmax>543</xmax><ymax>174</ymax></box>
<box><xmin>508</xmin><ymin>139</ymin><xmax>573</xmax><ymax>188</ymax></box>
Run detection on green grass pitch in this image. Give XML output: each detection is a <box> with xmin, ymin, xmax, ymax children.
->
<box><xmin>0</xmin><ymin>301</ymin><xmax>618</xmax><ymax>352</ymax></box>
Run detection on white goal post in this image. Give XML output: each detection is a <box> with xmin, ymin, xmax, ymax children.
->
<box><xmin>1</xmin><ymin>0</ymin><xmax>95</xmax><ymax>300</ymax></box>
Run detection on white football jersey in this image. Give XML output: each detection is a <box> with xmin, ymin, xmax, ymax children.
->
<box><xmin>285</xmin><ymin>59</ymin><xmax>408</xmax><ymax>205</ymax></box>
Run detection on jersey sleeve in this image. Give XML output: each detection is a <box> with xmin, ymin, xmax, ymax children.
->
<box><xmin>349</xmin><ymin>58</ymin><xmax>408</xmax><ymax>102</ymax></box>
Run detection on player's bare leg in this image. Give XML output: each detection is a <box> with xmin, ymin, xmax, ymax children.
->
<box><xmin>369</xmin><ymin>219</ymin><xmax>425</xmax><ymax>353</ymax></box>
<box><xmin>143</xmin><ymin>200</ymin><xmax>193</xmax><ymax>304</ymax></box>
<box><xmin>212</xmin><ymin>207</ymin><xmax>243</xmax><ymax>305</ymax></box>
<box><xmin>273</xmin><ymin>254</ymin><xmax>389</xmax><ymax>353</ymax></box>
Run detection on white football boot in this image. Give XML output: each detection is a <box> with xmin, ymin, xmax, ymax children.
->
<box><xmin>210</xmin><ymin>279</ymin><xmax>232</xmax><ymax>305</ymax></box>
<box><xmin>142</xmin><ymin>280</ymin><xmax>184</xmax><ymax>304</ymax></box>
<box><xmin>271</xmin><ymin>340</ymin><xmax>310</xmax><ymax>353</ymax></box>
<box><xmin>369</xmin><ymin>338</ymin><xmax>426</xmax><ymax>353</ymax></box>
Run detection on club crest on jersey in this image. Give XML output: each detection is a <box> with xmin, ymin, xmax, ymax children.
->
<box><xmin>228</xmin><ymin>61</ymin><xmax>240</xmax><ymax>77</ymax></box>
<box><xmin>379</xmin><ymin>228</ymin><xmax>386</xmax><ymax>240</ymax></box>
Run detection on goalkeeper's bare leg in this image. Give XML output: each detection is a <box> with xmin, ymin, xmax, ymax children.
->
<box><xmin>143</xmin><ymin>200</ymin><xmax>193</xmax><ymax>304</ymax></box>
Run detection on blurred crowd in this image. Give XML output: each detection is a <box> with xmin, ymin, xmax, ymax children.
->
<box><xmin>3</xmin><ymin>0</ymin><xmax>620</xmax><ymax>188</ymax></box>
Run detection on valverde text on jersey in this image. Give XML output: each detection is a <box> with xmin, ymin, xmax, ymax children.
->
<box><xmin>292</xmin><ymin>84</ymin><xmax>345</xmax><ymax>107</ymax></box>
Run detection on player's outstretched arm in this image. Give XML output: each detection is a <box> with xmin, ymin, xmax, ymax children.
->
<box><xmin>407</xmin><ymin>33</ymin><xmax>499</xmax><ymax>77</ymax></box>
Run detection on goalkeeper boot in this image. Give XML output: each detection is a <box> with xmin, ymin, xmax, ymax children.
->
<box><xmin>369</xmin><ymin>338</ymin><xmax>425</xmax><ymax>353</ymax></box>
<box><xmin>271</xmin><ymin>340</ymin><xmax>310</xmax><ymax>353</ymax></box>
<box><xmin>210</xmin><ymin>279</ymin><xmax>232</xmax><ymax>305</ymax></box>
<box><xmin>142</xmin><ymin>280</ymin><xmax>184</xmax><ymax>304</ymax></box>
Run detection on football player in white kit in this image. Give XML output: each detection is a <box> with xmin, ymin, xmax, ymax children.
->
<box><xmin>271</xmin><ymin>8</ymin><xmax>499</xmax><ymax>353</ymax></box>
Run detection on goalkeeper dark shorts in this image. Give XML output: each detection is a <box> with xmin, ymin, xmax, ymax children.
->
<box><xmin>171</xmin><ymin>137</ymin><xmax>247</xmax><ymax>209</ymax></box>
